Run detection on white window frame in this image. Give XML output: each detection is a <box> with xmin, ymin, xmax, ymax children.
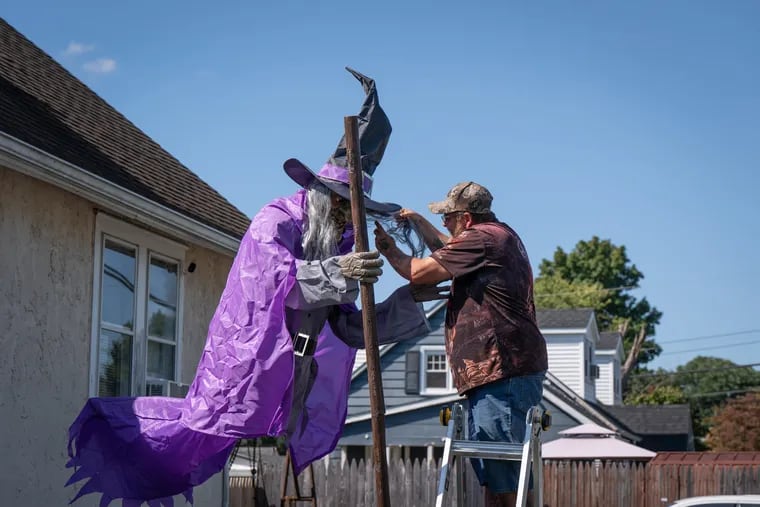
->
<box><xmin>419</xmin><ymin>346</ymin><xmax>456</xmax><ymax>395</ymax></box>
<box><xmin>89</xmin><ymin>213</ymin><xmax>186</xmax><ymax>397</ymax></box>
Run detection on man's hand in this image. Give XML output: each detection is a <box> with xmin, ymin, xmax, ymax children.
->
<box><xmin>410</xmin><ymin>283</ymin><xmax>451</xmax><ymax>302</ymax></box>
<box><xmin>396</xmin><ymin>208</ymin><xmax>422</xmax><ymax>225</ymax></box>
<box><xmin>374</xmin><ymin>221</ymin><xmax>397</xmax><ymax>255</ymax></box>
<box><xmin>338</xmin><ymin>251</ymin><xmax>384</xmax><ymax>283</ymax></box>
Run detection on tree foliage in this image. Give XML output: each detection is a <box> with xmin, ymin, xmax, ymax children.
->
<box><xmin>535</xmin><ymin>236</ymin><xmax>662</xmax><ymax>370</ymax></box>
<box><xmin>672</xmin><ymin>356</ymin><xmax>760</xmax><ymax>441</ymax></box>
<box><xmin>705</xmin><ymin>392</ymin><xmax>760</xmax><ymax>451</ymax></box>
<box><xmin>624</xmin><ymin>367</ymin><xmax>671</xmax><ymax>403</ymax></box>
<box><xmin>626</xmin><ymin>385</ymin><xmax>687</xmax><ymax>405</ymax></box>
<box><xmin>533</xmin><ymin>276</ymin><xmax>610</xmax><ymax>310</ymax></box>
<box><xmin>626</xmin><ymin>357</ymin><xmax>760</xmax><ymax>448</ymax></box>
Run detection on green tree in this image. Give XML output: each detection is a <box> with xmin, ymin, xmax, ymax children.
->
<box><xmin>624</xmin><ymin>367</ymin><xmax>669</xmax><ymax>400</ymax></box>
<box><xmin>625</xmin><ymin>367</ymin><xmax>687</xmax><ymax>404</ymax></box>
<box><xmin>535</xmin><ymin>237</ymin><xmax>662</xmax><ymax>374</ymax></box>
<box><xmin>533</xmin><ymin>276</ymin><xmax>611</xmax><ymax>310</ymax></box>
<box><xmin>705</xmin><ymin>392</ymin><xmax>760</xmax><ymax>451</ymax></box>
<box><xmin>672</xmin><ymin>356</ymin><xmax>760</xmax><ymax>445</ymax></box>
<box><xmin>626</xmin><ymin>384</ymin><xmax>687</xmax><ymax>405</ymax></box>
<box><xmin>622</xmin><ymin>357</ymin><xmax>760</xmax><ymax>448</ymax></box>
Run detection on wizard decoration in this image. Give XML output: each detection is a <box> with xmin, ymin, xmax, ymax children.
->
<box><xmin>66</xmin><ymin>68</ymin><xmax>430</xmax><ymax>505</ymax></box>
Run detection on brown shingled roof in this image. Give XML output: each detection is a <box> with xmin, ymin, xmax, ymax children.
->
<box><xmin>0</xmin><ymin>18</ymin><xmax>250</xmax><ymax>239</ymax></box>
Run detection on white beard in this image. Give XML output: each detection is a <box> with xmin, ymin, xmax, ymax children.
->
<box><xmin>302</xmin><ymin>184</ymin><xmax>341</xmax><ymax>261</ymax></box>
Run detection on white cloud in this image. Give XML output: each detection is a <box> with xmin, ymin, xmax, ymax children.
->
<box><xmin>63</xmin><ymin>41</ymin><xmax>95</xmax><ymax>56</ymax></box>
<box><xmin>83</xmin><ymin>58</ymin><xmax>117</xmax><ymax>74</ymax></box>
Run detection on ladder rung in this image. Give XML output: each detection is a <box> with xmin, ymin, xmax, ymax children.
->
<box><xmin>449</xmin><ymin>440</ymin><xmax>524</xmax><ymax>460</ymax></box>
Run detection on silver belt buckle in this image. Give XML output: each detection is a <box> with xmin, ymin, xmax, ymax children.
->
<box><xmin>293</xmin><ymin>332</ymin><xmax>311</xmax><ymax>357</ymax></box>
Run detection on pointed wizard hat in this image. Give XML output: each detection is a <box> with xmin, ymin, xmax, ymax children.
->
<box><xmin>284</xmin><ymin>67</ymin><xmax>400</xmax><ymax>215</ymax></box>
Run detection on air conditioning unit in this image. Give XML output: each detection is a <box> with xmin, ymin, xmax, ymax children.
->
<box><xmin>146</xmin><ymin>379</ymin><xmax>190</xmax><ymax>398</ymax></box>
<box><xmin>590</xmin><ymin>364</ymin><xmax>600</xmax><ymax>379</ymax></box>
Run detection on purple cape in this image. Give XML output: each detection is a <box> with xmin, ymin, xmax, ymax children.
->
<box><xmin>67</xmin><ymin>190</ymin><xmax>358</xmax><ymax>505</ymax></box>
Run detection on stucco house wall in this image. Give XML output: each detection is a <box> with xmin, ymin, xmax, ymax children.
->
<box><xmin>0</xmin><ymin>166</ymin><xmax>234</xmax><ymax>506</ymax></box>
<box><xmin>180</xmin><ymin>242</ymin><xmax>234</xmax><ymax>383</ymax></box>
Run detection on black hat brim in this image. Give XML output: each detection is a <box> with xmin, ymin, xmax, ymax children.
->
<box><xmin>283</xmin><ymin>158</ymin><xmax>400</xmax><ymax>215</ymax></box>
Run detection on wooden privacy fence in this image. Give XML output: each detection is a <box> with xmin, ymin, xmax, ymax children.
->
<box><xmin>229</xmin><ymin>456</ymin><xmax>760</xmax><ymax>507</ymax></box>
<box><xmin>230</xmin><ymin>457</ymin><xmax>477</xmax><ymax>507</ymax></box>
<box><xmin>543</xmin><ymin>461</ymin><xmax>649</xmax><ymax>507</ymax></box>
<box><xmin>646</xmin><ymin>462</ymin><xmax>760</xmax><ymax>506</ymax></box>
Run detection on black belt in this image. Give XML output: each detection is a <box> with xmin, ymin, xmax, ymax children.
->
<box><xmin>293</xmin><ymin>332</ymin><xmax>317</xmax><ymax>357</ymax></box>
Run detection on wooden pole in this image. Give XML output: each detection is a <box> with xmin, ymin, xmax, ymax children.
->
<box><xmin>344</xmin><ymin>115</ymin><xmax>390</xmax><ymax>507</ymax></box>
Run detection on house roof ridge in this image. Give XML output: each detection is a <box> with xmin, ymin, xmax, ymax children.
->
<box><xmin>536</xmin><ymin>307</ymin><xmax>595</xmax><ymax>329</ymax></box>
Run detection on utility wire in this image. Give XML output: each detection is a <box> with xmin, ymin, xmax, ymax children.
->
<box><xmin>658</xmin><ymin>329</ymin><xmax>760</xmax><ymax>345</ymax></box>
<box><xmin>630</xmin><ymin>362</ymin><xmax>760</xmax><ymax>379</ymax></box>
<box><xmin>640</xmin><ymin>329</ymin><xmax>760</xmax><ymax>354</ymax></box>
<box><xmin>533</xmin><ymin>284</ymin><xmax>760</xmax><ymax>362</ymax></box>
<box><xmin>659</xmin><ymin>339</ymin><xmax>760</xmax><ymax>356</ymax></box>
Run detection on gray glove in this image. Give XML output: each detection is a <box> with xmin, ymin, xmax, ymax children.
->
<box><xmin>338</xmin><ymin>251</ymin><xmax>384</xmax><ymax>284</ymax></box>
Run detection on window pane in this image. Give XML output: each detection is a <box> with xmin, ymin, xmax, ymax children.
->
<box><xmin>98</xmin><ymin>329</ymin><xmax>132</xmax><ymax>397</ymax></box>
<box><xmin>147</xmin><ymin>339</ymin><xmax>175</xmax><ymax>380</ymax></box>
<box><xmin>426</xmin><ymin>353</ymin><xmax>447</xmax><ymax>371</ymax></box>
<box><xmin>148</xmin><ymin>256</ymin><xmax>178</xmax><ymax>341</ymax></box>
<box><xmin>426</xmin><ymin>371</ymin><xmax>447</xmax><ymax>388</ymax></box>
<box><xmin>426</xmin><ymin>352</ymin><xmax>448</xmax><ymax>388</ymax></box>
<box><xmin>102</xmin><ymin>240</ymin><xmax>136</xmax><ymax>329</ymax></box>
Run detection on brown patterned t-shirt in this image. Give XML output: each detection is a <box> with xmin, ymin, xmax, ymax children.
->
<box><xmin>431</xmin><ymin>221</ymin><xmax>548</xmax><ymax>394</ymax></box>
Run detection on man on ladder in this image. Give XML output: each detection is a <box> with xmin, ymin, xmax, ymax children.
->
<box><xmin>375</xmin><ymin>181</ymin><xmax>549</xmax><ymax>507</ymax></box>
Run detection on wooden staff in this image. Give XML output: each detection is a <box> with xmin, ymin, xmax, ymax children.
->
<box><xmin>344</xmin><ymin>115</ymin><xmax>390</xmax><ymax>507</ymax></box>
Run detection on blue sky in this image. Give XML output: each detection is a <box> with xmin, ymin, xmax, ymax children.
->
<box><xmin>5</xmin><ymin>1</ymin><xmax>760</xmax><ymax>371</ymax></box>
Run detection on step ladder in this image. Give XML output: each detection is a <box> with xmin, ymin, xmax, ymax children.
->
<box><xmin>435</xmin><ymin>403</ymin><xmax>550</xmax><ymax>507</ymax></box>
<box><xmin>279</xmin><ymin>451</ymin><xmax>317</xmax><ymax>506</ymax></box>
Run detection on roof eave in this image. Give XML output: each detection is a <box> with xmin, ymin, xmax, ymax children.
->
<box><xmin>542</xmin><ymin>327</ymin><xmax>588</xmax><ymax>335</ymax></box>
<box><xmin>343</xmin><ymin>386</ymin><xmax>623</xmax><ymax>438</ymax></box>
<box><xmin>0</xmin><ymin>132</ymin><xmax>241</xmax><ymax>256</ymax></box>
<box><xmin>344</xmin><ymin>392</ymin><xmax>464</xmax><ymax>425</ymax></box>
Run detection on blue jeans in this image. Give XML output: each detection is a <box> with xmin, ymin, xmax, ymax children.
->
<box><xmin>466</xmin><ymin>371</ymin><xmax>545</xmax><ymax>494</ymax></box>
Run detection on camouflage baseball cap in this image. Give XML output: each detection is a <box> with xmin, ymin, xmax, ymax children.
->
<box><xmin>428</xmin><ymin>181</ymin><xmax>493</xmax><ymax>214</ymax></box>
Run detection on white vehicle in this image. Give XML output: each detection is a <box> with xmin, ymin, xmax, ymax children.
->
<box><xmin>668</xmin><ymin>495</ymin><xmax>760</xmax><ymax>507</ymax></box>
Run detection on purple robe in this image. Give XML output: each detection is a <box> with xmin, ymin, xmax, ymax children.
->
<box><xmin>67</xmin><ymin>190</ymin><xmax>365</xmax><ymax>505</ymax></box>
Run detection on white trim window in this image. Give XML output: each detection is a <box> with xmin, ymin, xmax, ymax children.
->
<box><xmin>420</xmin><ymin>346</ymin><xmax>455</xmax><ymax>395</ymax></box>
<box><xmin>90</xmin><ymin>214</ymin><xmax>186</xmax><ymax>398</ymax></box>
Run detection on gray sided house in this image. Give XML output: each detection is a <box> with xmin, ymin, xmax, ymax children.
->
<box><xmin>0</xmin><ymin>19</ymin><xmax>249</xmax><ymax>507</ymax></box>
<box><xmin>341</xmin><ymin>301</ymin><xmax>455</xmax><ymax>464</ymax></box>
<box><xmin>339</xmin><ymin>306</ymin><xmax>642</xmax><ymax>463</ymax></box>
